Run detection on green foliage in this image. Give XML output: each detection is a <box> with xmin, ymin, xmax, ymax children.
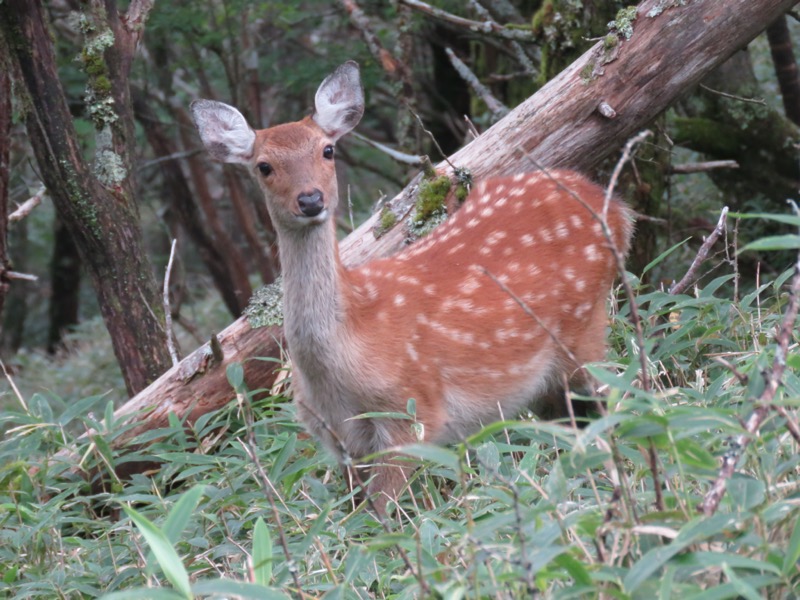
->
<box><xmin>1</xmin><ymin>260</ymin><xmax>799</xmax><ymax>598</ymax></box>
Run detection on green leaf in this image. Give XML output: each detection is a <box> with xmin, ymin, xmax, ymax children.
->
<box><xmin>643</xmin><ymin>237</ymin><xmax>690</xmax><ymax>275</ymax></box>
<box><xmin>145</xmin><ymin>485</ymin><xmax>206</xmax><ymax>577</ymax></box>
<box><xmin>58</xmin><ymin>394</ymin><xmax>108</xmax><ymax>426</ymax></box>
<box><xmin>163</xmin><ymin>485</ymin><xmax>206</xmax><ymax>543</ymax></box>
<box><xmin>624</xmin><ymin>514</ymin><xmax>735</xmax><ymax>592</ymax></box>
<box><xmin>740</xmin><ymin>234</ymin><xmax>800</xmax><ymax>253</ymax></box>
<box><xmin>122</xmin><ymin>506</ymin><xmax>192</xmax><ymax>600</ymax></box>
<box><xmin>347</xmin><ymin>411</ymin><xmax>412</xmax><ymax>421</ymax></box>
<box><xmin>782</xmin><ymin>516</ymin><xmax>800</xmax><ymax>575</ymax></box>
<box><xmin>728</xmin><ymin>211</ymin><xmax>800</xmax><ymax>227</ymax></box>
<box><xmin>226</xmin><ymin>362</ymin><xmax>245</xmax><ymax>392</ymax></box>
<box><xmin>191</xmin><ymin>579</ymin><xmax>290</xmax><ymax>599</ymax></box>
<box><xmin>99</xmin><ymin>589</ymin><xmax>186</xmax><ymax>600</ymax></box>
<box><xmin>252</xmin><ymin>518</ymin><xmax>273</xmax><ymax>586</ymax></box>
<box><xmin>398</xmin><ymin>443</ymin><xmax>460</xmax><ymax>471</ymax></box>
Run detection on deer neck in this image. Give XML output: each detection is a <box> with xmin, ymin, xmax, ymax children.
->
<box><xmin>277</xmin><ymin>220</ymin><xmax>352</xmax><ymax>380</ymax></box>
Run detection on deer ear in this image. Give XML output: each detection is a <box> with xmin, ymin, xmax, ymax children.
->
<box><xmin>313</xmin><ymin>61</ymin><xmax>364</xmax><ymax>142</ymax></box>
<box><xmin>190</xmin><ymin>99</ymin><xmax>255</xmax><ymax>163</ymax></box>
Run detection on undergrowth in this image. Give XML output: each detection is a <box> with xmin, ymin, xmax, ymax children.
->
<box><xmin>1</xmin><ymin>253</ymin><xmax>799</xmax><ymax>598</ymax></box>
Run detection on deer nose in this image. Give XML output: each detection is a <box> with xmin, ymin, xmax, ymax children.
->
<box><xmin>297</xmin><ymin>189</ymin><xmax>324</xmax><ymax>217</ymax></box>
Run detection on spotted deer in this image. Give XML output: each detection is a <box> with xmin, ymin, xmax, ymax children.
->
<box><xmin>192</xmin><ymin>61</ymin><xmax>634</xmax><ymax>512</ymax></box>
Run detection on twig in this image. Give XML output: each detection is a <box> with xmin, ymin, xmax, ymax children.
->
<box><xmin>351</xmin><ymin>132</ymin><xmax>425</xmax><ymax>165</ymax></box>
<box><xmin>5</xmin><ymin>271</ymin><xmax>38</xmax><ymax>282</ymax></box>
<box><xmin>163</xmin><ymin>239</ymin><xmax>180</xmax><ymax>365</ymax></box>
<box><xmin>9</xmin><ymin>186</ymin><xmax>46</xmax><ymax>222</ymax></box>
<box><xmin>669</xmin><ymin>207</ymin><xmax>729</xmax><ymax>295</ymax></box>
<box><xmin>699</xmin><ymin>252</ymin><xmax>800</xmax><ymax>516</ymax></box>
<box><xmin>669</xmin><ymin>160</ymin><xmax>739</xmax><ymax>174</ymax></box>
<box><xmin>398</xmin><ymin>0</ymin><xmax>536</xmax><ymax>42</ymax></box>
<box><xmin>412</xmin><ymin>111</ymin><xmax>458</xmax><ymax>173</ymax></box>
<box><xmin>0</xmin><ymin>358</ymin><xmax>28</xmax><ymax>412</ymax></box>
<box><xmin>699</xmin><ymin>84</ymin><xmax>767</xmax><ymax>106</ymax></box>
<box><xmin>603</xmin><ymin>130</ymin><xmax>652</xmax><ymax>221</ymax></box>
<box><xmin>445</xmin><ymin>48</ymin><xmax>509</xmax><ymax>118</ymax></box>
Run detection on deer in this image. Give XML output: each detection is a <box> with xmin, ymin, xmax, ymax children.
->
<box><xmin>191</xmin><ymin>61</ymin><xmax>634</xmax><ymax>513</ymax></box>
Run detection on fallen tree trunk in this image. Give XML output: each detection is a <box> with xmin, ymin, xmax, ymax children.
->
<box><xmin>70</xmin><ymin>0</ymin><xmax>798</xmax><ymax>467</ymax></box>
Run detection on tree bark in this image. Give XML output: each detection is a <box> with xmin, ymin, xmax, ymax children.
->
<box><xmin>0</xmin><ymin>68</ymin><xmax>10</xmax><ymax>324</ymax></box>
<box><xmin>59</xmin><ymin>0</ymin><xmax>800</xmax><ymax>468</ymax></box>
<box><xmin>0</xmin><ymin>0</ymin><xmax>172</xmax><ymax>395</ymax></box>
<box><xmin>47</xmin><ymin>216</ymin><xmax>82</xmax><ymax>352</ymax></box>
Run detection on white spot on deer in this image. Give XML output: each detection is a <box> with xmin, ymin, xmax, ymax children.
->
<box><xmin>546</xmin><ymin>191</ymin><xmax>561</xmax><ymax>204</ymax></box>
<box><xmin>480</xmin><ymin>207</ymin><xmax>495</xmax><ymax>218</ymax></box>
<box><xmin>467</xmin><ymin>218</ymin><xmax>480</xmax><ymax>229</ymax></box>
<box><xmin>459</xmin><ymin>276</ymin><xmax>481</xmax><ymax>295</ymax></box>
<box><xmin>423</xmin><ymin>284</ymin><xmax>437</xmax><ymax>296</ymax></box>
<box><xmin>575</xmin><ymin>302</ymin><xmax>592</xmax><ymax>317</ymax></box>
<box><xmin>508</xmin><ymin>261</ymin><xmax>520</xmax><ymax>273</ymax></box>
<box><xmin>503</xmin><ymin>297</ymin><xmax>517</xmax><ymax>311</ymax></box>
<box><xmin>479</xmin><ymin>246</ymin><xmax>491</xmax><ymax>256</ymax></box>
<box><xmin>575</xmin><ymin>278</ymin><xmax>586</xmax><ymax>292</ymax></box>
<box><xmin>496</xmin><ymin>184</ymin><xmax>506</xmax><ymax>194</ymax></box>
<box><xmin>584</xmin><ymin>244</ymin><xmax>600</xmax><ymax>262</ymax></box>
<box><xmin>479</xmin><ymin>341</ymin><xmax>491</xmax><ymax>350</ymax></box>
<box><xmin>592</xmin><ymin>222</ymin><xmax>603</xmax><ymax>235</ymax></box>
<box><xmin>503</xmin><ymin>247</ymin><xmax>514</xmax><ymax>257</ymax></box>
<box><xmin>522</xmin><ymin>331</ymin><xmax>536</xmax><ymax>342</ymax></box>
<box><xmin>520</xmin><ymin>234</ymin><xmax>535</xmax><ymax>247</ymax></box>
<box><xmin>512</xmin><ymin>173</ymin><xmax>526</xmax><ymax>183</ymax></box>
<box><xmin>406</xmin><ymin>342</ymin><xmax>419</xmax><ymax>362</ymax></box>
<box><xmin>540</xmin><ymin>228</ymin><xmax>553</xmax><ymax>242</ymax></box>
<box><xmin>456</xmin><ymin>298</ymin><xmax>474</xmax><ymax>312</ymax></box>
<box><xmin>555</xmin><ymin>221</ymin><xmax>570</xmax><ymax>239</ymax></box>
<box><xmin>570</xmin><ymin>214</ymin><xmax>583</xmax><ymax>229</ymax></box>
<box><xmin>394</xmin><ymin>294</ymin><xmax>406</xmax><ymax>306</ymax></box>
<box><xmin>527</xmin><ymin>264</ymin><xmax>541</xmax><ymax>277</ymax></box>
<box><xmin>496</xmin><ymin>196</ymin><xmax>509</xmax><ymax>208</ymax></box>
<box><xmin>479</xmin><ymin>194</ymin><xmax>492</xmax><ymax>205</ymax></box>
<box><xmin>362</xmin><ymin>268</ymin><xmax>372</xmax><ymax>277</ymax></box>
<box><xmin>486</xmin><ymin>230</ymin><xmax>507</xmax><ymax>246</ymax></box>
<box><xmin>564</xmin><ymin>267</ymin><xmax>576</xmax><ymax>281</ymax></box>
<box><xmin>447</xmin><ymin>242</ymin><xmax>466</xmax><ymax>256</ymax></box>
<box><xmin>398</xmin><ymin>275</ymin><xmax>420</xmax><ymax>285</ymax></box>
<box><xmin>465</xmin><ymin>202</ymin><xmax>476</xmax><ymax>214</ymax></box>
<box><xmin>365</xmin><ymin>283</ymin><xmax>378</xmax><ymax>300</ymax></box>
<box><xmin>510</xmin><ymin>187</ymin><xmax>526</xmax><ymax>198</ymax></box>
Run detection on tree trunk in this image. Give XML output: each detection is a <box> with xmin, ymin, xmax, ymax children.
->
<box><xmin>0</xmin><ymin>0</ymin><xmax>172</xmax><ymax>395</ymax></box>
<box><xmin>132</xmin><ymin>92</ymin><xmax>253</xmax><ymax>316</ymax></box>
<box><xmin>0</xmin><ymin>68</ymin><xmax>10</xmax><ymax>325</ymax></box>
<box><xmin>47</xmin><ymin>216</ymin><xmax>82</xmax><ymax>353</ymax></box>
<box><xmin>57</xmin><ymin>0</ymin><xmax>800</xmax><ymax>469</ymax></box>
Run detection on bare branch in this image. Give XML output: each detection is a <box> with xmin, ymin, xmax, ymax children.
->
<box><xmin>398</xmin><ymin>0</ymin><xmax>535</xmax><ymax>42</ymax></box>
<box><xmin>669</xmin><ymin>160</ymin><xmax>739</xmax><ymax>174</ymax></box>
<box><xmin>9</xmin><ymin>187</ymin><xmax>46</xmax><ymax>222</ymax></box>
<box><xmin>669</xmin><ymin>207</ymin><xmax>729</xmax><ymax>295</ymax></box>
<box><xmin>163</xmin><ymin>239</ymin><xmax>180</xmax><ymax>365</ymax></box>
<box><xmin>699</xmin><ymin>83</ymin><xmax>768</xmax><ymax>106</ymax></box>
<box><xmin>445</xmin><ymin>48</ymin><xmax>509</xmax><ymax>118</ymax></box>
<box><xmin>351</xmin><ymin>132</ymin><xmax>425</xmax><ymax>165</ymax></box>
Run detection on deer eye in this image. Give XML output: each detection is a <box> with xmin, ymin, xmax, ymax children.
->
<box><xmin>323</xmin><ymin>145</ymin><xmax>335</xmax><ymax>160</ymax></box>
<box><xmin>257</xmin><ymin>162</ymin><xmax>273</xmax><ymax>177</ymax></box>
